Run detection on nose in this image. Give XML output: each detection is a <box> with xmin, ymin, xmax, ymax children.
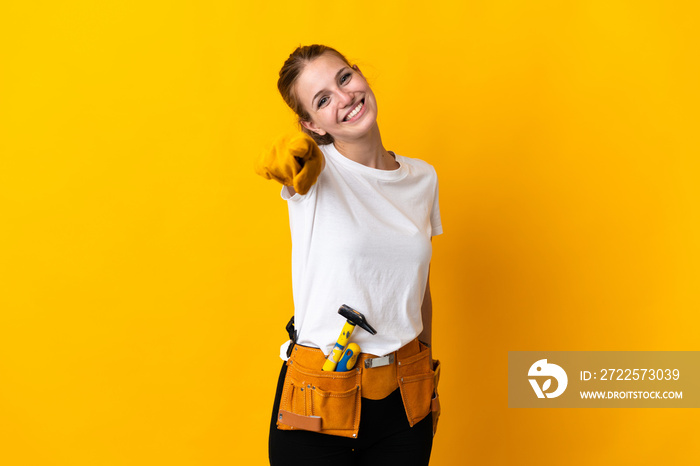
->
<box><xmin>336</xmin><ymin>88</ymin><xmax>353</xmax><ymax>107</ymax></box>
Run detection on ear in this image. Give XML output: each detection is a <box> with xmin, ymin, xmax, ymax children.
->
<box><xmin>300</xmin><ymin>119</ymin><xmax>327</xmax><ymax>136</ymax></box>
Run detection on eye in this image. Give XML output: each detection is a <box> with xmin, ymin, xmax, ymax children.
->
<box><xmin>340</xmin><ymin>72</ymin><xmax>352</xmax><ymax>84</ymax></box>
<box><xmin>317</xmin><ymin>96</ymin><xmax>328</xmax><ymax>108</ymax></box>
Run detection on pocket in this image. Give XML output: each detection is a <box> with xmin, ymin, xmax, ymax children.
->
<box><xmin>431</xmin><ymin>359</ymin><xmax>441</xmax><ymax>436</ymax></box>
<box><xmin>311</xmin><ymin>385</ymin><xmax>360</xmax><ymax>431</ymax></box>
<box><xmin>398</xmin><ymin>344</ymin><xmax>432</xmax><ymax>377</ymax></box>
<box><xmin>397</xmin><ymin>342</ymin><xmax>435</xmax><ymax>426</ymax></box>
<box><xmin>399</xmin><ymin>373</ymin><xmax>434</xmax><ymax>424</ymax></box>
<box><xmin>278</xmin><ymin>352</ymin><xmax>361</xmax><ymax>438</ymax></box>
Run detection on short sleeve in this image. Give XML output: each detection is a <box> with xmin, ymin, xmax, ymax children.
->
<box><xmin>431</xmin><ymin>169</ymin><xmax>443</xmax><ymax>236</ymax></box>
<box><xmin>280</xmin><ymin>178</ymin><xmax>319</xmax><ymax>202</ymax></box>
<box><xmin>280</xmin><ymin>185</ymin><xmax>301</xmax><ymax>201</ymax></box>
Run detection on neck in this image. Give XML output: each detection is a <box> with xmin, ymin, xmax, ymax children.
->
<box><xmin>332</xmin><ymin>123</ymin><xmax>399</xmax><ymax>170</ymax></box>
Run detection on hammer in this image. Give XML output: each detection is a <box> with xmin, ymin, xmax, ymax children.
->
<box><xmin>322</xmin><ymin>305</ymin><xmax>377</xmax><ymax>371</ymax></box>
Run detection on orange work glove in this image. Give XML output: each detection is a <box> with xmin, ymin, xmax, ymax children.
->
<box><xmin>254</xmin><ymin>132</ymin><xmax>324</xmax><ymax>195</ymax></box>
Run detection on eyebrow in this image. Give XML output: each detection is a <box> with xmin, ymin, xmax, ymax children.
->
<box><xmin>311</xmin><ymin>67</ymin><xmax>350</xmax><ymax>108</ymax></box>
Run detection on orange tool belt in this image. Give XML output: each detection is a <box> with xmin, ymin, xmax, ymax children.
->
<box><xmin>276</xmin><ymin>329</ymin><xmax>441</xmax><ymax>439</ymax></box>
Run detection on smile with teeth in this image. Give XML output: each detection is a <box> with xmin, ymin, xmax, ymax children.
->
<box><xmin>343</xmin><ymin>99</ymin><xmax>364</xmax><ymax>122</ymax></box>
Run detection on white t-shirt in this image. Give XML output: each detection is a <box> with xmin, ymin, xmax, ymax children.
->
<box><xmin>279</xmin><ymin>142</ymin><xmax>443</xmax><ymax>360</ymax></box>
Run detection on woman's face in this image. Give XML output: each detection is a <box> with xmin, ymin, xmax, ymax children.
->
<box><xmin>295</xmin><ymin>52</ymin><xmax>377</xmax><ymax>142</ymax></box>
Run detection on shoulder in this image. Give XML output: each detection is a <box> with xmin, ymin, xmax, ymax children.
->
<box><xmin>394</xmin><ymin>153</ymin><xmax>438</xmax><ymax>178</ymax></box>
<box><xmin>318</xmin><ymin>143</ymin><xmax>334</xmax><ymax>159</ymax></box>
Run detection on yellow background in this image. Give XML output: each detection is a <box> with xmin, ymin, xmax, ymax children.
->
<box><xmin>1</xmin><ymin>1</ymin><xmax>698</xmax><ymax>465</ymax></box>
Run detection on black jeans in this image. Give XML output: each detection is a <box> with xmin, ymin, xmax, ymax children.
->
<box><xmin>269</xmin><ymin>362</ymin><xmax>434</xmax><ymax>466</ymax></box>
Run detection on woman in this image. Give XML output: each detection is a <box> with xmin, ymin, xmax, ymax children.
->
<box><xmin>256</xmin><ymin>44</ymin><xmax>443</xmax><ymax>466</ymax></box>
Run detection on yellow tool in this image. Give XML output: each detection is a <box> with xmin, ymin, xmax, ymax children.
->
<box><xmin>322</xmin><ymin>305</ymin><xmax>377</xmax><ymax>371</ymax></box>
<box><xmin>336</xmin><ymin>343</ymin><xmax>361</xmax><ymax>372</ymax></box>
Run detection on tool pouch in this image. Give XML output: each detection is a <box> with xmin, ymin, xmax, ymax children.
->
<box><xmin>396</xmin><ymin>340</ymin><xmax>438</xmax><ymax>428</ymax></box>
<box><xmin>276</xmin><ymin>339</ymin><xmax>441</xmax><ymax>439</ymax></box>
<box><xmin>277</xmin><ymin>345</ymin><xmax>362</xmax><ymax>438</ymax></box>
<box><xmin>431</xmin><ymin>358</ymin><xmax>441</xmax><ymax>436</ymax></box>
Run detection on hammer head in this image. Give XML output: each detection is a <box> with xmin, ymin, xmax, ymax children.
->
<box><xmin>339</xmin><ymin>304</ymin><xmax>377</xmax><ymax>335</ymax></box>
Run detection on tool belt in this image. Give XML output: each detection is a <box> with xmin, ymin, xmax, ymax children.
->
<box><xmin>276</xmin><ymin>322</ymin><xmax>441</xmax><ymax>438</ymax></box>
